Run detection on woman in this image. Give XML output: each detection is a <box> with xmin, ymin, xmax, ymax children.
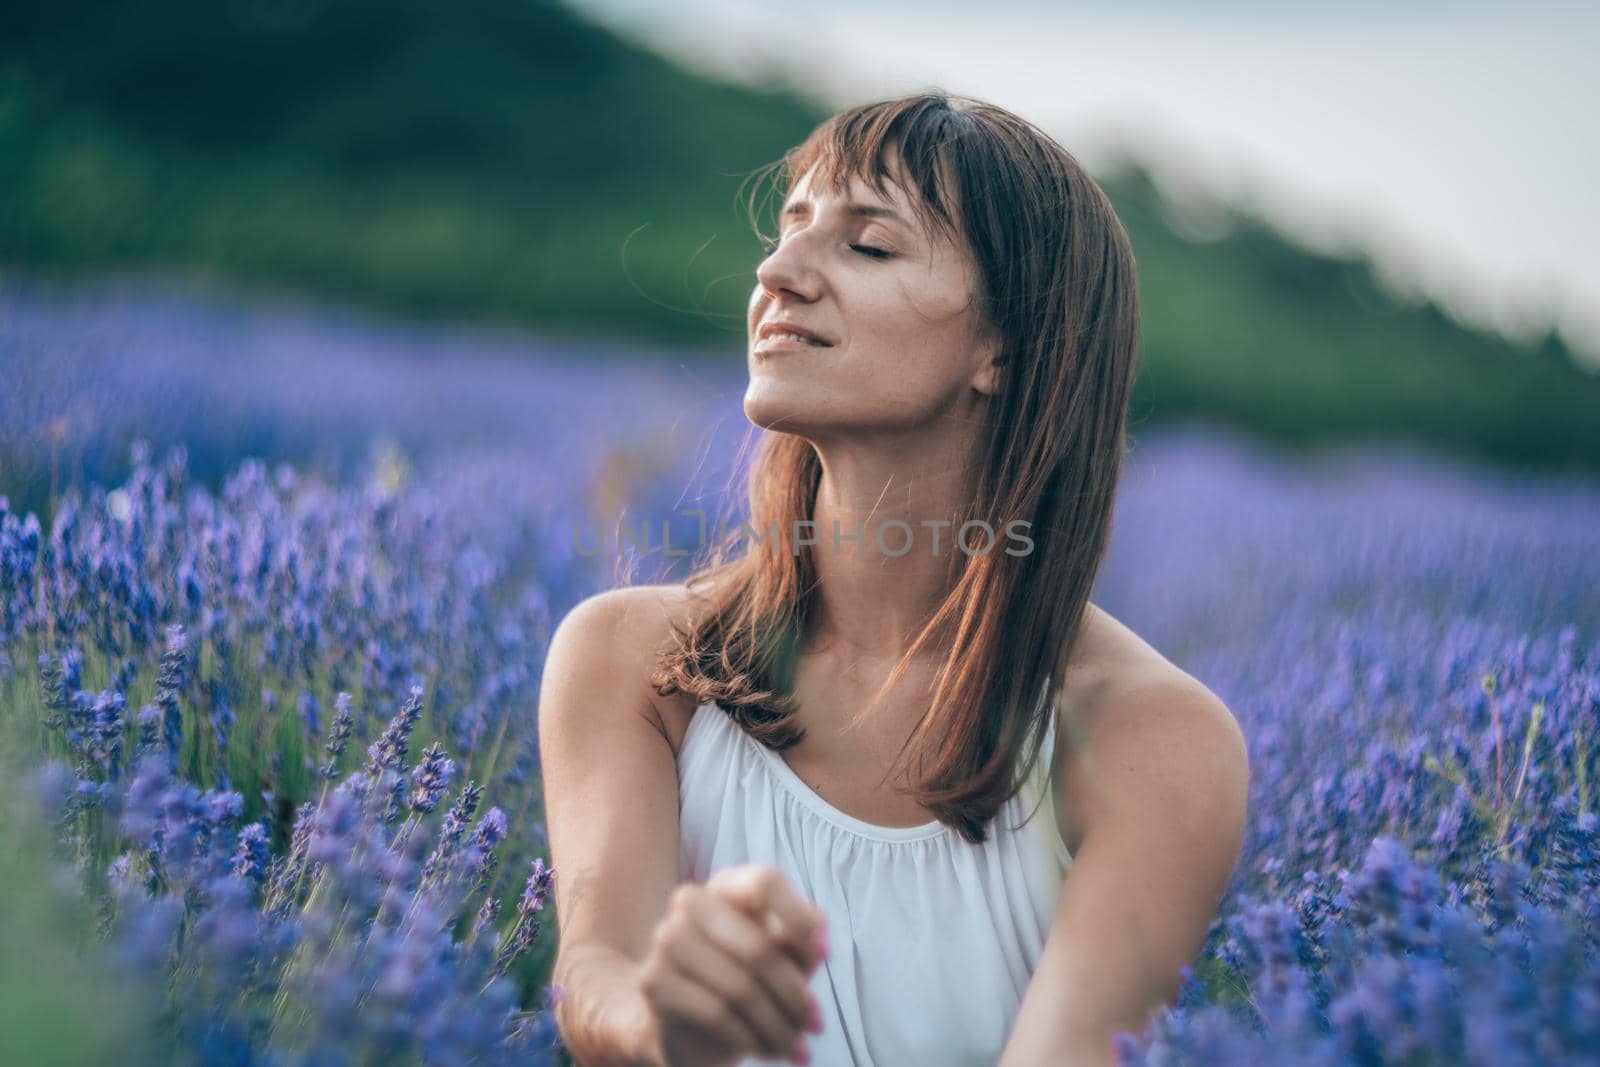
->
<box><xmin>540</xmin><ymin>91</ymin><xmax>1249</xmax><ymax>1067</ymax></box>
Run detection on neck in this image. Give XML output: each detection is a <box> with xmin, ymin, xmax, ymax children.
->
<box><xmin>804</xmin><ymin>430</ymin><xmax>981</xmax><ymax>665</ymax></box>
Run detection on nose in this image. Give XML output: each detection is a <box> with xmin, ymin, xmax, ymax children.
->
<box><xmin>754</xmin><ymin>231</ymin><xmax>822</xmax><ymax>304</ymax></box>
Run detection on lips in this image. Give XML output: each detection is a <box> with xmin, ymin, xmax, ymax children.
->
<box><xmin>758</xmin><ymin>321</ymin><xmax>834</xmax><ymax>347</ymax></box>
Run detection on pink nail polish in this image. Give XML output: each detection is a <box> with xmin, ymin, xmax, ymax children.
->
<box><xmin>792</xmin><ymin>1038</ymin><xmax>811</xmax><ymax>1065</ymax></box>
<box><xmin>808</xmin><ymin>1001</ymin><xmax>823</xmax><ymax>1033</ymax></box>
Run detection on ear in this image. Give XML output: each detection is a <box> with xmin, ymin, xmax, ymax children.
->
<box><xmin>970</xmin><ymin>329</ymin><xmax>1006</xmax><ymax>398</ymax></box>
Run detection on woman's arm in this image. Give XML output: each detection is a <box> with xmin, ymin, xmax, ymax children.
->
<box><xmin>997</xmin><ymin>677</ymin><xmax>1250</xmax><ymax>1066</ymax></box>
<box><xmin>553</xmin><ymin>941</ymin><xmax>664</xmax><ymax>1066</ymax></box>
<box><xmin>539</xmin><ymin>587</ymin><xmax>687</xmax><ymax>1067</ymax></box>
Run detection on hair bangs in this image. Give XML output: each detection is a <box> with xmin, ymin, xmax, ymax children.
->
<box><xmin>775</xmin><ymin>98</ymin><xmax>968</xmax><ymax>254</ymax></box>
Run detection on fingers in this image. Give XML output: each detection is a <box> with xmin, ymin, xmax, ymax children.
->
<box><xmin>670</xmin><ymin>884</ymin><xmax>819</xmax><ymax>1056</ymax></box>
<box><xmin>639</xmin><ymin>946</ymin><xmax>766</xmax><ymax>1057</ymax></box>
<box><xmin>708</xmin><ymin>863</ymin><xmax>829</xmax><ymax>974</ymax></box>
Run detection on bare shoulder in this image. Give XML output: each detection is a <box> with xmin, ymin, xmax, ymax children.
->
<box><xmin>1053</xmin><ymin>604</ymin><xmax>1248</xmax><ymax>854</ymax></box>
<box><xmin>1064</xmin><ymin>603</ymin><xmax>1239</xmax><ymax>730</ymax></box>
<box><xmin>545</xmin><ymin>581</ymin><xmax>715</xmax><ymax>753</ymax></box>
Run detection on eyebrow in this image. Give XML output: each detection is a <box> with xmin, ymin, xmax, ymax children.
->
<box><xmin>780</xmin><ymin>200</ymin><xmax>911</xmax><ymax>228</ymax></box>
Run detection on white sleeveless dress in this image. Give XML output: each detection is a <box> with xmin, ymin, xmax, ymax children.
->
<box><xmin>676</xmin><ymin>694</ymin><xmax>1074</xmax><ymax>1066</ymax></box>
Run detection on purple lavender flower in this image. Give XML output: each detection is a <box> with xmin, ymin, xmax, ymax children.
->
<box><xmin>366</xmin><ymin>685</ymin><xmax>425</xmax><ymax>776</ymax></box>
<box><xmin>263</xmin><ymin>801</ymin><xmax>317</xmax><ymax>921</ymax></box>
<box><xmin>465</xmin><ymin>806</ymin><xmax>508</xmax><ymax>894</ymax></box>
<box><xmin>85</xmin><ymin>689</ymin><xmax>127</xmax><ymax>778</ymax></box>
<box><xmin>9</xmin><ymin>292</ymin><xmax>1600</xmax><ymax>1066</ymax></box>
<box><xmin>127</xmin><ymin>704</ymin><xmax>158</xmax><ymax>762</ymax></box>
<box><xmin>37</xmin><ymin>647</ymin><xmax>83</xmax><ymax>729</ymax></box>
<box><xmin>319</xmin><ymin>691</ymin><xmax>355</xmax><ymax>779</ymax></box>
<box><xmin>470</xmin><ymin>895</ymin><xmax>502</xmax><ymax>947</ymax></box>
<box><xmin>421</xmin><ymin>779</ymin><xmax>483</xmax><ymax>884</ymax></box>
<box><xmin>154</xmin><ymin>625</ymin><xmax>189</xmax><ymax>768</ymax></box>
<box><xmin>409</xmin><ymin>741</ymin><xmax>454</xmax><ymax>815</ymax></box>
<box><xmin>231</xmin><ymin>822</ymin><xmax>271</xmax><ymax>884</ymax></box>
<box><xmin>494</xmin><ymin>858</ymin><xmax>556</xmax><ymax>975</ymax></box>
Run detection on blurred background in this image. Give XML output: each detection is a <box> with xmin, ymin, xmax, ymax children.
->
<box><xmin>4</xmin><ymin>3</ymin><xmax>1600</xmax><ymax>1062</ymax></box>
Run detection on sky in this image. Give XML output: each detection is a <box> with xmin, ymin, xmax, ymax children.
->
<box><xmin>569</xmin><ymin>0</ymin><xmax>1600</xmax><ymax>369</ymax></box>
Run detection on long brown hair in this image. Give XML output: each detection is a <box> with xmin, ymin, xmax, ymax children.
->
<box><xmin>649</xmin><ymin>90</ymin><xmax>1140</xmax><ymax>845</ymax></box>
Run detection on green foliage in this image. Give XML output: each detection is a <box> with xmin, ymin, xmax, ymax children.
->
<box><xmin>0</xmin><ymin>759</ymin><xmax>163</xmax><ymax>1067</ymax></box>
<box><xmin>1107</xmin><ymin>167</ymin><xmax>1600</xmax><ymax>472</ymax></box>
<box><xmin>0</xmin><ymin>0</ymin><xmax>816</xmax><ymax>344</ymax></box>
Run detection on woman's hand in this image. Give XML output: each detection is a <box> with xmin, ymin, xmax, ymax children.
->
<box><xmin>637</xmin><ymin>863</ymin><xmax>829</xmax><ymax>1067</ymax></box>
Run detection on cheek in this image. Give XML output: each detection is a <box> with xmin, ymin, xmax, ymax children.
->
<box><xmin>848</xmin><ymin>347</ymin><xmax>956</xmax><ymax>411</ymax></box>
<box><xmin>868</xmin><ymin>293</ymin><xmax>977</xmax><ymax>368</ymax></box>
<box><xmin>876</xmin><ymin>264</ymin><xmax>976</xmax><ymax>331</ymax></box>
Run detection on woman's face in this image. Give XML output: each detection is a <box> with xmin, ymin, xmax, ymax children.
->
<box><xmin>744</xmin><ymin>153</ymin><xmax>1001</xmax><ymax>440</ymax></box>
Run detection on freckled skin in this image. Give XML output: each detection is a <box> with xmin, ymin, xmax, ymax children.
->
<box><xmin>745</xmin><ymin>152</ymin><xmax>1003</xmax><ymax>444</ymax></box>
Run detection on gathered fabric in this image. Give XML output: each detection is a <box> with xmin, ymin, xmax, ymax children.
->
<box><xmin>676</xmin><ymin>694</ymin><xmax>1074</xmax><ymax>1067</ymax></box>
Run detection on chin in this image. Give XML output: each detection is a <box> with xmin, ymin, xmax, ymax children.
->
<box><xmin>742</xmin><ymin>384</ymin><xmax>817</xmax><ymax>434</ymax></box>
<box><xmin>742</xmin><ymin>393</ymin><xmax>793</xmax><ymax>432</ymax></box>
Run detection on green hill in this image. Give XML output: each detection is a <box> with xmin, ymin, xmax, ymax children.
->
<box><xmin>3</xmin><ymin>0</ymin><xmax>1596</xmax><ymax>473</ymax></box>
<box><xmin>0</xmin><ymin>0</ymin><xmax>820</xmax><ymax>339</ymax></box>
<box><xmin>1103</xmin><ymin>166</ymin><xmax>1600</xmax><ymax>472</ymax></box>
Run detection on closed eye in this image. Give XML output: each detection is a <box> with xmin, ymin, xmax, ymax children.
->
<box><xmin>757</xmin><ymin>238</ymin><xmax>893</xmax><ymax>261</ymax></box>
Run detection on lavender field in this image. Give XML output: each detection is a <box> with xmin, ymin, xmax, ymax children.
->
<box><xmin>2</xmin><ymin>274</ymin><xmax>1599</xmax><ymax>1066</ymax></box>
